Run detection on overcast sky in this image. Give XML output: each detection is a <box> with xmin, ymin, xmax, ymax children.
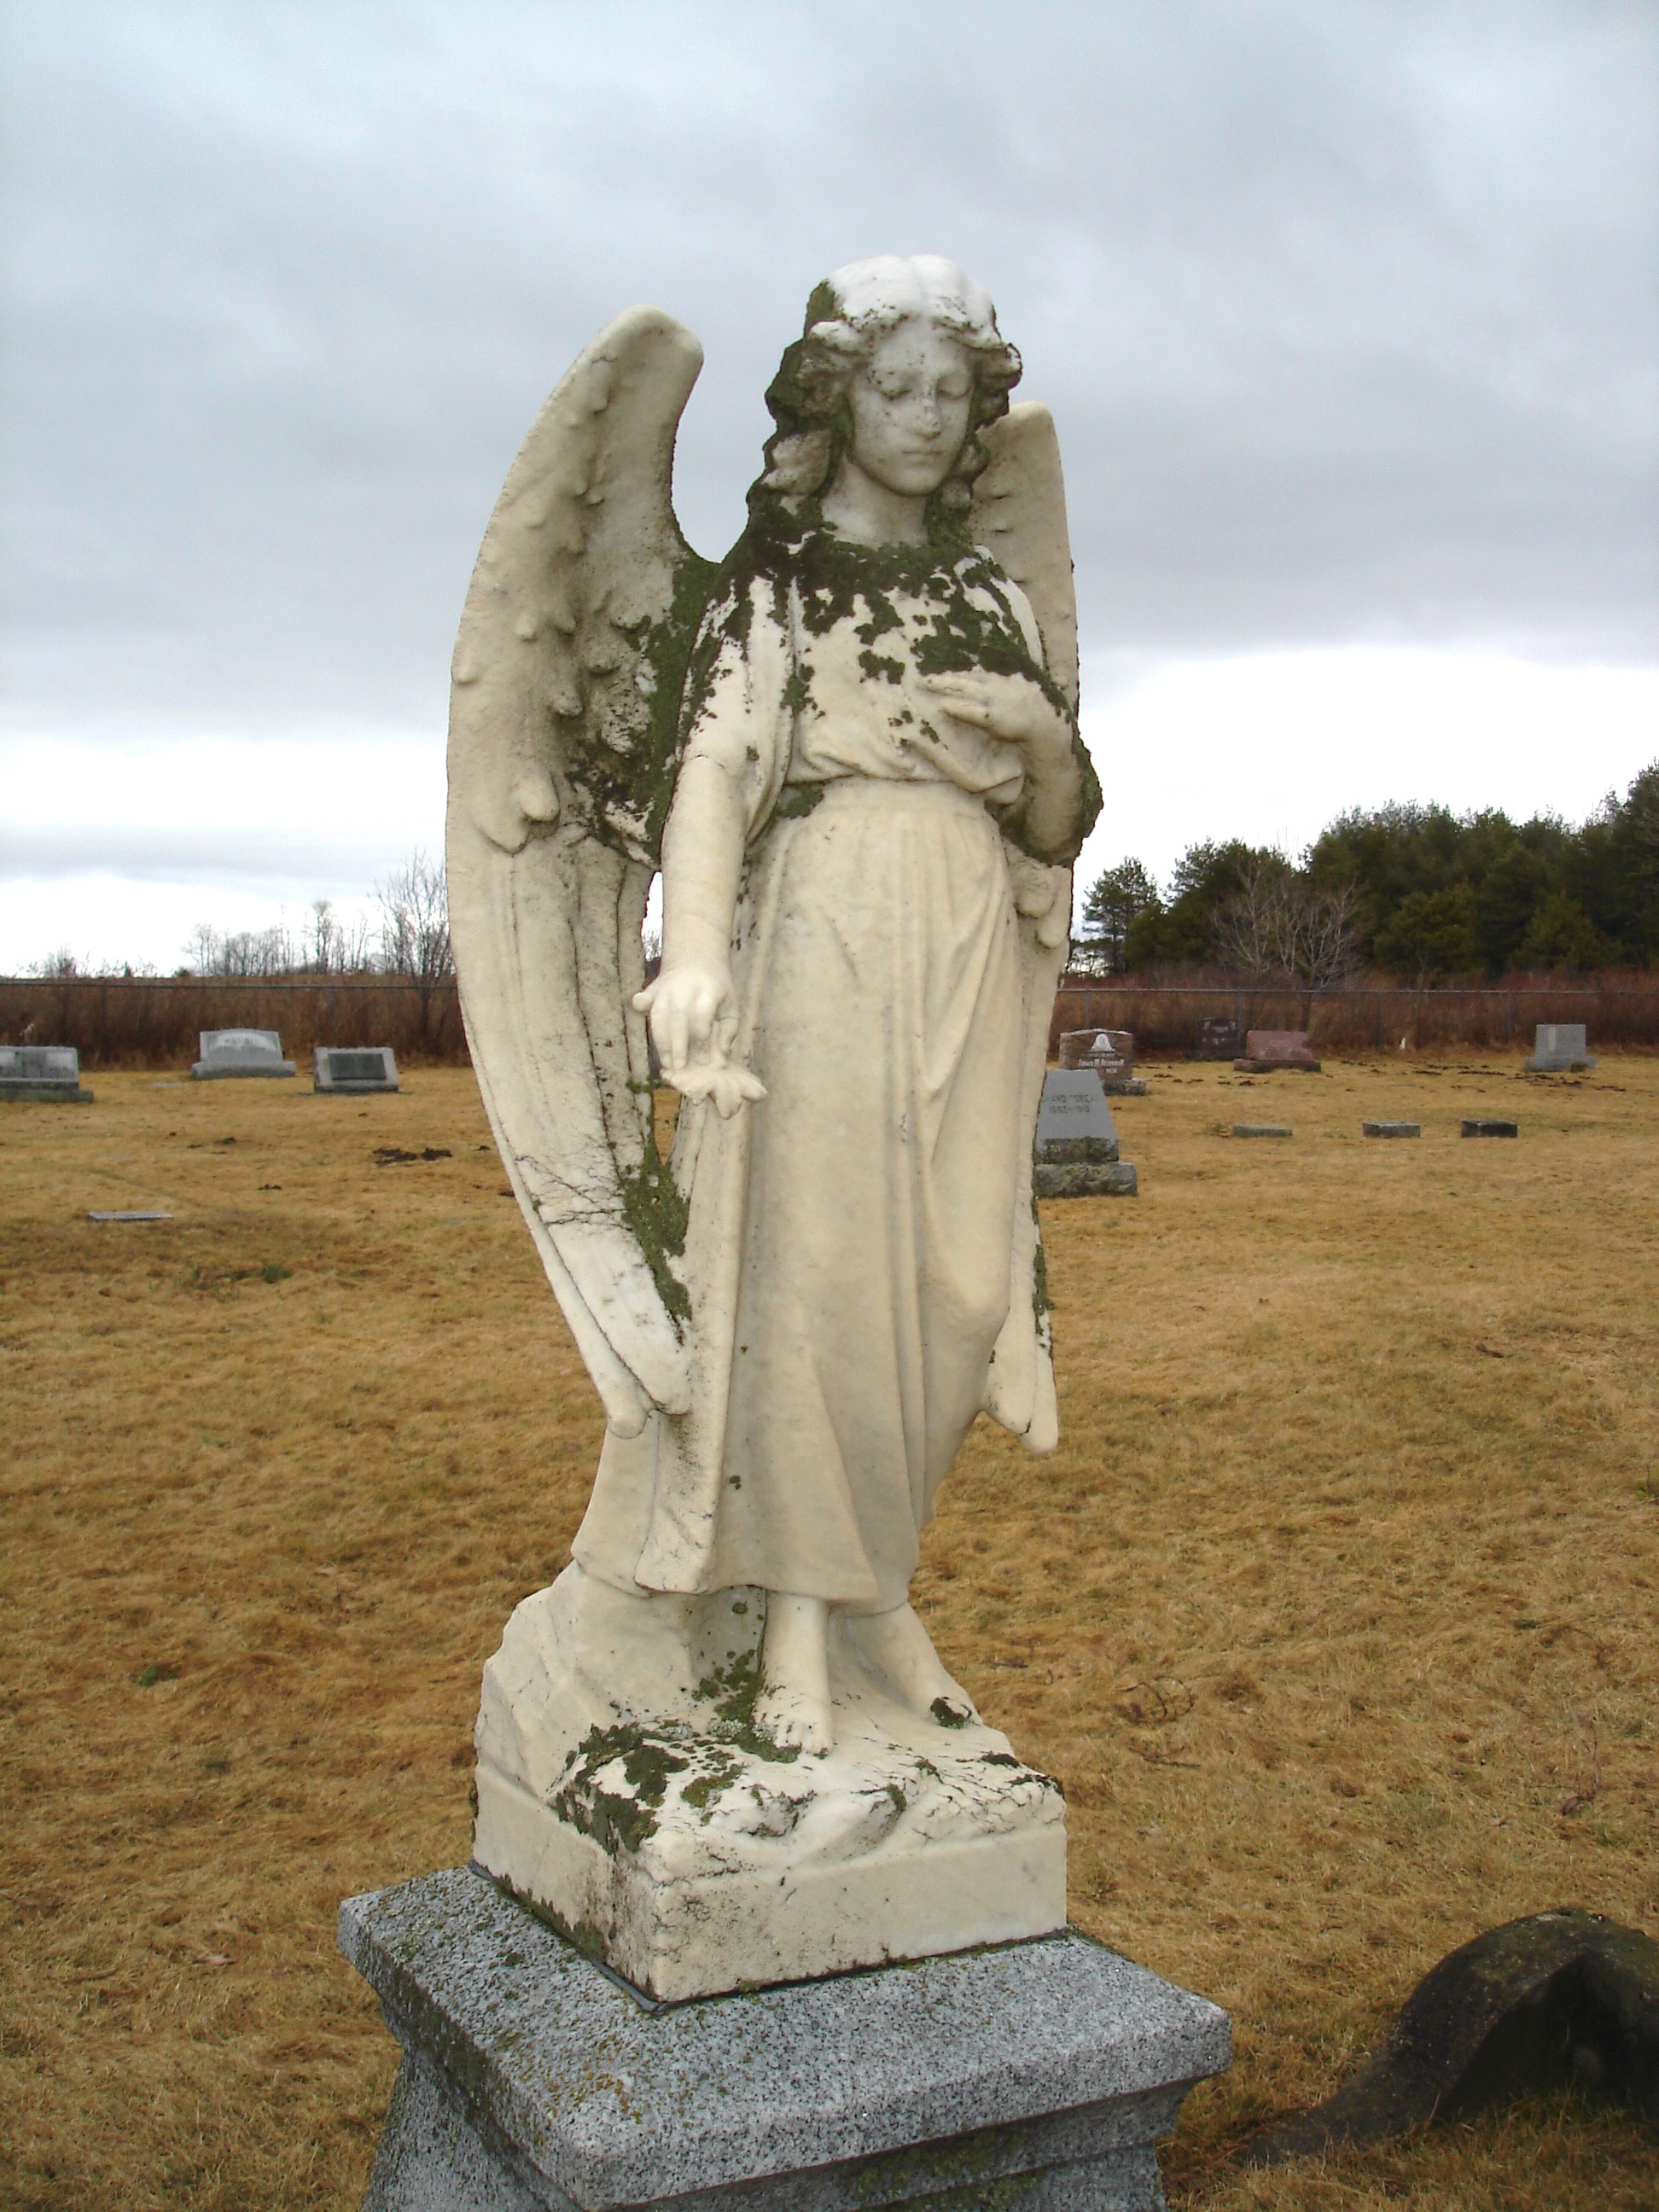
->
<box><xmin>3</xmin><ymin>0</ymin><xmax>1656</xmax><ymax>970</ymax></box>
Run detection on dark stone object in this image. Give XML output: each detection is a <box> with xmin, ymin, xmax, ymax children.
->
<box><xmin>1363</xmin><ymin>1122</ymin><xmax>1421</xmax><ymax>1138</ymax></box>
<box><xmin>1246</xmin><ymin>1910</ymin><xmax>1659</xmax><ymax>2166</ymax></box>
<box><xmin>1191</xmin><ymin>1016</ymin><xmax>1240</xmax><ymax>1060</ymax></box>
<box><xmin>316</xmin><ymin>1045</ymin><xmax>399</xmax><ymax>1093</ymax></box>
<box><xmin>1232</xmin><ymin>1124</ymin><xmax>1291</xmax><ymax>1139</ymax></box>
<box><xmin>1462</xmin><ymin>1119</ymin><xmax>1518</xmax><ymax>1138</ymax></box>
<box><xmin>341</xmin><ymin>1866</ymin><xmax>1230</xmax><ymax>2210</ymax></box>
<box><xmin>1034</xmin><ymin>1161</ymin><xmax>1138</xmax><ymax>1198</ymax></box>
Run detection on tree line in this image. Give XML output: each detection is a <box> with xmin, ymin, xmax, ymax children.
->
<box><xmin>1077</xmin><ymin>762</ymin><xmax>1659</xmax><ymax>982</ymax></box>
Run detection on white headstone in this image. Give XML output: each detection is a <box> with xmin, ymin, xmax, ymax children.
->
<box><xmin>191</xmin><ymin>1028</ymin><xmax>296</xmax><ymax>1079</ymax></box>
<box><xmin>1526</xmin><ymin>1022</ymin><xmax>1593</xmax><ymax>1072</ymax></box>
<box><xmin>0</xmin><ymin>1045</ymin><xmax>91</xmax><ymax>1101</ymax></box>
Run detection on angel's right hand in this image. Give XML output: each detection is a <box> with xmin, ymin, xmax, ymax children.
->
<box><xmin>633</xmin><ymin>962</ymin><xmax>766</xmax><ymax>1119</ymax></box>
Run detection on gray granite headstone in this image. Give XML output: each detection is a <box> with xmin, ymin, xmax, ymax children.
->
<box><xmin>1034</xmin><ymin>1071</ymin><xmax>1137</xmax><ymax>1197</ymax></box>
<box><xmin>315</xmin><ymin>1045</ymin><xmax>399</xmax><ymax>1093</ymax></box>
<box><xmin>1057</xmin><ymin>1028</ymin><xmax>1144</xmax><ymax>1094</ymax></box>
<box><xmin>1525</xmin><ymin>1023</ymin><xmax>1594</xmax><ymax>1072</ymax></box>
<box><xmin>1363</xmin><ymin>1121</ymin><xmax>1420</xmax><ymax>1138</ymax></box>
<box><xmin>1232</xmin><ymin>1124</ymin><xmax>1291</xmax><ymax>1138</ymax></box>
<box><xmin>340</xmin><ymin>1866</ymin><xmax>1230</xmax><ymax>2212</ymax></box>
<box><xmin>1462</xmin><ymin>1119</ymin><xmax>1518</xmax><ymax>1138</ymax></box>
<box><xmin>0</xmin><ymin>1045</ymin><xmax>91</xmax><ymax>1102</ymax></box>
<box><xmin>191</xmin><ymin>1028</ymin><xmax>296</xmax><ymax>1080</ymax></box>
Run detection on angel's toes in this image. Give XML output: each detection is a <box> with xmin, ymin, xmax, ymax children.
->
<box><xmin>755</xmin><ymin>1687</ymin><xmax>834</xmax><ymax>1758</ymax></box>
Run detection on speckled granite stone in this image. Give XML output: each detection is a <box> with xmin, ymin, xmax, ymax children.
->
<box><xmin>341</xmin><ymin>1866</ymin><xmax>1230</xmax><ymax>2210</ymax></box>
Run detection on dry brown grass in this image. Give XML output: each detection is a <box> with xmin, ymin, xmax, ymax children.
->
<box><xmin>1</xmin><ymin>1057</ymin><xmax>1656</xmax><ymax>2210</ymax></box>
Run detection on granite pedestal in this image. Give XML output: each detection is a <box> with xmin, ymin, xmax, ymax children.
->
<box><xmin>341</xmin><ymin>1867</ymin><xmax>1230</xmax><ymax>2212</ymax></box>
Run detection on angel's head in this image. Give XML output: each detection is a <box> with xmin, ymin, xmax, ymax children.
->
<box><xmin>754</xmin><ymin>255</ymin><xmax>1021</xmax><ymax>540</ymax></box>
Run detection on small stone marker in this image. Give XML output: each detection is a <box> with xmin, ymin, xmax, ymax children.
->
<box><xmin>1192</xmin><ymin>1015</ymin><xmax>1240</xmax><ymax>1060</ymax></box>
<box><xmin>1035</xmin><ymin>1069</ymin><xmax>1137</xmax><ymax>1196</ymax></box>
<box><xmin>314</xmin><ymin>1045</ymin><xmax>399</xmax><ymax>1093</ymax></box>
<box><xmin>1057</xmin><ymin>1026</ymin><xmax>1145</xmax><ymax>1094</ymax></box>
<box><xmin>0</xmin><ymin>1045</ymin><xmax>92</xmax><ymax>1103</ymax></box>
<box><xmin>87</xmin><ymin>1210</ymin><xmax>173</xmax><ymax>1222</ymax></box>
<box><xmin>1234</xmin><ymin>1029</ymin><xmax>1320</xmax><ymax>1073</ymax></box>
<box><xmin>1364</xmin><ymin>1121</ymin><xmax>1420</xmax><ymax>1138</ymax></box>
<box><xmin>191</xmin><ymin>1028</ymin><xmax>296</xmax><ymax>1080</ymax></box>
<box><xmin>1462</xmin><ymin>1118</ymin><xmax>1517</xmax><ymax>1138</ymax></box>
<box><xmin>1232</xmin><ymin>1124</ymin><xmax>1291</xmax><ymax>1138</ymax></box>
<box><xmin>1525</xmin><ymin>1022</ymin><xmax>1594</xmax><ymax>1072</ymax></box>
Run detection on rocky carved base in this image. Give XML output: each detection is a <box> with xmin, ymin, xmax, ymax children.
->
<box><xmin>471</xmin><ymin>1567</ymin><xmax>1067</xmax><ymax>2003</ymax></box>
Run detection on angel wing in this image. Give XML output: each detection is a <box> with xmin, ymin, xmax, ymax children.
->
<box><xmin>446</xmin><ymin>307</ymin><xmax>717</xmax><ymax>1438</ymax></box>
<box><xmin>971</xmin><ymin>401</ymin><xmax>1084</xmax><ymax>1457</ymax></box>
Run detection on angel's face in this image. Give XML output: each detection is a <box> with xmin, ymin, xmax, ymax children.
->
<box><xmin>841</xmin><ymin>322</ymin><xmax>975</xmax><ymax>498</ymax></box>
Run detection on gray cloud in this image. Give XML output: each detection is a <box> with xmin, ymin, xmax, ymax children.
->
<box><xmin>3</xmin><ymin>0</ymin><xmax>1655</xmax><ymax>756</ymax></box>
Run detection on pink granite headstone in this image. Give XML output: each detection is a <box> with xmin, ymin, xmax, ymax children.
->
<box><xmin>1233</xmin><ymin>1029</ymin><xmax>1321</xmax><ymax>1072</ymax></box>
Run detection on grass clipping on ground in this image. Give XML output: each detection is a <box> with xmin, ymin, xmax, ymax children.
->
<box><xmin>1</xmin><ymin>1057</ymin><xmax>1656</xmax><ymax>2211</ymax></box>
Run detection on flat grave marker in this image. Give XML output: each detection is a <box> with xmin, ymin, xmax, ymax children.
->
<box><xmin>1233</xmin><ymin>1123</ymin><xmax>1292</xmax><ymax>1139</ymax></box>
<box><xmin>315</xmin><ymin>1045</ymin><xmax>399</xmax><ymax>1094</ymax></box>
<box><xmin>86</xmin><ymin>1210</ymin><xmax>173</xmax><ymax>1222</ymax></box>
<box><xmin>0</xmin><ymin>1045</ymin><xmax>92</xmax><ymax>1103</ymax></box>
<box><xmin>192</xmin><ymin>1029</ymin><xmax>296</xmax><ymax>1080</ymax></box>
<box><xmin>1462</xmin><ymin>1119</ymin><xmax>1518</xmax><ymax>1138</ymax></box>
<box><xmin>1364</xmin><ymin>1121</ymin><xmax>1421</xmax><ymax>1138</ymax></box>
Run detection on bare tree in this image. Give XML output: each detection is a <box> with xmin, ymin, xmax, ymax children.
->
<box><xmin>182</xmin><ymin>920</ymin><xmax>296</xmax><ymax>975</ymax></box>
<box><xmin>377</xmin><ymin>848</ymin><xmax>452</xmax><ymax>1044</ymax></box>
<box><xmin>1215</xmin><ymin>859</ymin><xmax>1359</xmax><ymax>1013</ymax></box>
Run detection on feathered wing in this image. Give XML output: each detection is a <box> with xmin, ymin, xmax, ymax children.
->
<box><xmin>971</xmin><ymin>402</ymin><xmax>1082</xmax><ymax>1456</ymax></box>
<box><xmin>446</xmin><ymin>307</ymin><xmax>716</xmax><ymax>1438</ymax></box>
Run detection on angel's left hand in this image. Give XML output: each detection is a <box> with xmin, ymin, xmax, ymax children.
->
<box><xmin>918</xmin><ymin>672</ymin><xmax>1070</xmax><ymax>760</ymax></box>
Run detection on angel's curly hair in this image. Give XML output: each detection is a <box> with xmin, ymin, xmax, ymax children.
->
<box><xmin>748</xmin><ymin>255</ymin><xmax>1022</xmax><ymax>542</ymax></box>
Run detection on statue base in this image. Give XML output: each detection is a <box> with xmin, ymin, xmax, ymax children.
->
<box><xmin>341</xmin><ymin>1866</ymin><xmax>1231</xmax><ymax>2211</ymax></box>
<box><xmin>471</xmin><ymin>1569</ymin><xmax>1066</xmax><ymax>2003</ymax></box>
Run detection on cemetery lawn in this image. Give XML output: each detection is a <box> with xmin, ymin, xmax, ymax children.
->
<box><xmin>2</xmin><ymin>1056</ymin><xmax>1656</xmax><ymax>2212</ymax></box>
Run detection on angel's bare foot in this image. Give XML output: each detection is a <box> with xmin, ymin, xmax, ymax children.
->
<box><xmin>756</xmin><ymin>1592</ymin><xmax>833</xmax><ymax>1755</ymax></box>
<box><xmin>843</xmin><ymin>1603</ymin><xmax>980</xmax><ymax>1727</ymax></box>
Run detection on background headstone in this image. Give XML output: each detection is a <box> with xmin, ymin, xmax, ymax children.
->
<box><xmin>191</xmin><ymin>1029</ymin><xmax>297</xmax><ymax>1080</ymax></box>
<box><xmin>0</xmin><ymin>1045</ymin><xmax>91</xmax><ymax>1103</ymax></box>
<box><xmin>1192</xmin><ymin>1015</ymin><xmax>1241</xmax><ymax>1060</ymax></box>
<box><xmin>1232</xmin><ymin>1124</ymin><xmax>1292</xmax><ymax>1138</ymax></box>
<box><xmin>1234</xmin><ymin>1029</ymin><xmax>1321</xmax><ymax>1073</ymax></box>
<box><xmin>1364</xmin><ymin>1121</ymin><xmax>1421</xmax><ymax>1138</ymax></box>
<box><xmin>1525</xmin><ymin>1023</ymin><xmax>1594</xmax><ymax>1072</ymax></box>
<box><xmin>314</xmin><ymin>1045</ymin><xmax>399</xmax><ymax>1093</ymax></box>
<box><xmin>1057</xmin><ymin>1027</ymin><xmax>1144</xmax><ymax>1094</ymax></box>
<box><xmin>1462</xmin><ymin>1119</ymin><xmax>1518</xmax><ymax>1138</ymax></box>
<box><xmin>1035</xmin><ymin>1070</ymin><xmax>1138</xmax><ymax>1196</ymax></box>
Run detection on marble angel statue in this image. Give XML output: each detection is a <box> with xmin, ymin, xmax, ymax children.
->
<box><xmin>448</xmin><ymin>256</ymin><xmax>1100</xmax><ymax>1998</ymax></box>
